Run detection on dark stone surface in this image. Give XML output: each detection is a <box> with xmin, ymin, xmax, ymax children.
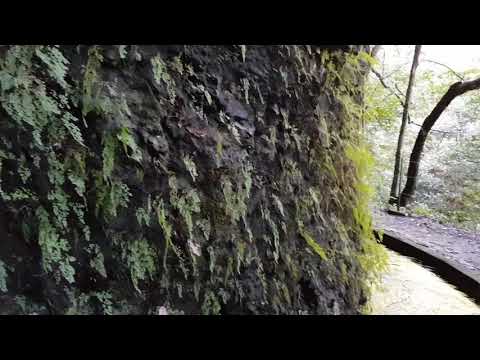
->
<box><xmin>0</xmin><ymin>45</ymin><xmax>371</xmax><ymax>314</ymax></box>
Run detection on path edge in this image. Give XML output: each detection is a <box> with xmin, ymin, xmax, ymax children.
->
<box><xmin>374</xmin><ymin>229</ymin><xmax>480</xmax><ymax>307</ymax></box>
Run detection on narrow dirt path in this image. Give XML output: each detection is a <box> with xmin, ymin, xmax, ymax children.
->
<box><xmin>373</xmin><ymin>210</ymin><xmax>480</xmax><ymax>278</ymax></box>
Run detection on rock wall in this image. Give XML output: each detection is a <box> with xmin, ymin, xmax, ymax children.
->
<box><xmin>0</xmin><ymin>45</ymin><xmax>385</xmax><ymax>314</ymax></box>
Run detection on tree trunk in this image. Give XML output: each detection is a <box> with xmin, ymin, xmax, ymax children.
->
<box><xmin>389</xmin><ymin>45</ymin><xmax>422</xmax><ymax>205</ymax></box>
<box><xmin>399</xmin><ymin>76</ymin><xmax>480</xmax><ymax>206</ymax></box>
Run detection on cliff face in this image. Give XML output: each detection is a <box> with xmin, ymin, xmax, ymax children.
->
<box><xmin>0</xmin><ymin>45</ymin><xmax>384</xmax><ymax>314</ymax></box>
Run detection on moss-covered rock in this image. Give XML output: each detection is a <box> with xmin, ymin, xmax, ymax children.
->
<box><xmin>0</xmin><ymin>45</ymin><xmax>386</xmax><ymax>314</ymax></box>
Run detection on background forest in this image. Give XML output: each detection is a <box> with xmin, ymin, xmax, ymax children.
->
<box><xmin>366</xmin><ymin>45</ymin><xmax>480</xmax><ymax>231</ymax></box>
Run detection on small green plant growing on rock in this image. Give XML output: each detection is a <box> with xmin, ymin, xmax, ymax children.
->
<box><xmin>0</xmin><ymin>260</ymin><xmax>8</xmax><ymax>293</ymax></box>
<box><xmin>93</xmin><ymin>291</ymin><xmax>114</xmax><ymax>315</ymax></box>
<box><xmin>117</xmin><ymin>127</ymin><xmax>142</xmax><ymax>163</ymax></box>
<box><xmin>201</xmin><ymin>290</ymin><xmax>221</xmax><ymax>315</ymax></box>
<box><xmin>89</xmin><ymin>244</ymin><xmax>107</xmax><ymax>278</ymax></box>
<box><xmin>136</xmin><ymin>196</ymin><xmax>152</xmax><ymax>227</ymax></box>
<box><xmin>183</xmin><ymin>154</ymin><xmax>198</xmax><ymax>182</ymax></box>
<box><xmin>151</xmin><ymin>54</ymin><xmax>176</xmax><ymax>104</ymax></box>
<box><xmin>122</xmin><ymin>237</ymin><xmax>157</xmax><ymax>293</ymax></box>
<box><xmin>95</xmin><ymin>176</ymin><xmax>131</xmax><ymax>221</ymax></box>
<box><xmin>345</xmin><ymin>143</ymin><xmax>388</xmax><ymax>296</ymax></box>
<box><xmin>37</xmin><ymin>207</ymin><xmax>76</xmax><ymax>284</ymax></box>
<box><xmin>168</xmin><ymin>175</ymin><xmax>201</xmax><ymax>239</ymax></box>
<box><xmin>298</xmin><ymin>221</ymin><xmax>328</xmax><ymax>261</ymax></box>
<box><xmin>155</xmin><ymin>198</ymin><xmax>173</xmax><ymax>268</ymax></box>
<box><xmin>82</xmin><ymin>45</ymin><xmax>104</xmax><ymax>116</ymax></box>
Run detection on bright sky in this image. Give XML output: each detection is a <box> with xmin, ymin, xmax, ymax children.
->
<box><xmin>382</xmin><ymin>45</ymin><xmax>480</xmax><ymax>74</ymax></box>
<box><xmin>379</xmin><ymin>45</ymin><xmax>480</xmax><ymax>154</ymax></box>
<box><xmin>421</xmin><ymin>45</ymin><xmax>480</xmax><ymax>72</ymax></box>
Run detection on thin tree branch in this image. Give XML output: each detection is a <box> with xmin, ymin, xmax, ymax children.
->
<box><xmin>372</xmin><ymin>62</ymin><xmax>454</xmax><ymax>134</ymax></box>
<box><xmin>372</xmin><ymin>65</ymin><xmax>455</xmax><ymax>135</ymax></box>
<box><xmin>371</xmin><ymin>68</ymin><xmax>406</xmax><ymax>106</ymax></box>
<box><xmin>409</xmin><ymin>121</ymin><xmax>454</xmax><ymax>134</ymax></box>
<box><xmin>384</xmin><ymin>63</ymin><xmax>413</xmax><ymax>80</ymax></box>
<box><xmin>394</xmin><ymin>83</ymin><xmax>406</xmax><ymax>99</ymax></box>
<box><xmin>371</xmin><ymin>66</ymin><xmax>417</xmax><ymax>125</ymax></box>
<box><xmin>423</xmin><ymin>59</ymin><xmax>465</xmax><ymax>81</ymax></box>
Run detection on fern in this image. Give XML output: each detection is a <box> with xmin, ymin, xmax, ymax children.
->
<box><xmin>61</xmin><ymin>112</ymin><xmax>85</xmax><ymax>147</ymax></box>
<box><xmin>136</xmin><ymin>196</ymin><xmax>152</xmax><ymax>227</ymax></box>
<box><xmin>89</xmin><ymin>245</ymin><xmax>107</xmax><ymax>278</ymax></box>
<box><xmin>0</xmin><ymin>260</ymin><xmax>7</xmax><ymax>293</ymax></box>
<box><xmin>95</xmin><ymin>177</ymin><xmax>131</xmax><ymax>221</ymax></box>
<box><xmin>71</xmin><ymin>203</ymin><xmax>90</xmax><ymax>241</ymax></box>
<box><xmin>8</xmin><ymin>188</ymin><xmax>37</xmax><ymax>202</ymax></box>
<box><xmin>151</xmin><ymin>54</ymin><xmax>176</xmax><ymax>104</ymax></box>
<box><xmin>37</xmin><ymin>207</ymin><xmax>76</xmax><ymax>284</ymax></box>
<box><xmin>122</xmin><ymin>238</ymin><xmax>157</xmax><ymax>293</ymax></box>
<box><xmin>35</xmin><ymin>46</ymin><xmax>70</xmax><ymax>90</ymax></box>
<box><xmin>169</xmin><ymin>176</ymin><xmax>200</xmax><ymax>238</ymax></box>
<box><xmin>93</xmin><ymin>291</ymin><xmax>114</xmax><ymax>315</ymax></box>
<box><xmin>102</xmin><ymin>134</ymin><xmax>117</xmax><ymax>181</ymax></box>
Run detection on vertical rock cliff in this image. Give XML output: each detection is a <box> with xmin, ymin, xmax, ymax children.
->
<box><xmin>0</xmin><ymin>45</ymin><xmax>385</xmax><ymax>314</ymax></box>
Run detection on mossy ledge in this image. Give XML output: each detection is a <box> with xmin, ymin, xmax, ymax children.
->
<box><xmin>0</xmin><ymin>45</ymin><xmax>385</xmax><ymax>315</ymax></box>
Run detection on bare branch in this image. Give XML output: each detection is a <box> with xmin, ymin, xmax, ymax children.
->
<box><xmin>409</xmin><ymin>121</ymin><xmax>454</xmax><ymax>135</ymax></box>
<box><xmin>371</xmin><ymin>68</ymin><xmax>406</xmax><ymax>106</ymax></box>
<box><xmin>371</xmin><ymin>60</ymin><xmax>457</xmax><ymax>136</ymax></box>
<box><xmin>394</xmin><ymin>83</ymin><xmax>406</xmax><ymax>99</ymax></box>
<box><xmin>423</xmin><ymin>59</ymin><xmax>465</xmax><ymax>81</ymax></box>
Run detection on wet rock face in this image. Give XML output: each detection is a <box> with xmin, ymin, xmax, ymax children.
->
<box><xmin>0</xmin><ymin>45</ymin><xmax>371</xmax><ymax>314</ymax></box>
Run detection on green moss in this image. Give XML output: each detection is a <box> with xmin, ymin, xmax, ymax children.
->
<box><xmin>298</xmin><ymin>222</ymin><xmax>328</xmax><ymax>261</ymax></box>
<box><xmin>345</xmin><ymin>139</ymin><xmax>388</xmax><ymax>298</ymax></box>
<box><xmin>117</xmin><ymin>127</ymin><xmax>142</xmax><ymax>163</ymax></box>
<box><xmin>220</xmin><ymin>164</ymin><xmax>252</xmax><ymax>225</ymax></box>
